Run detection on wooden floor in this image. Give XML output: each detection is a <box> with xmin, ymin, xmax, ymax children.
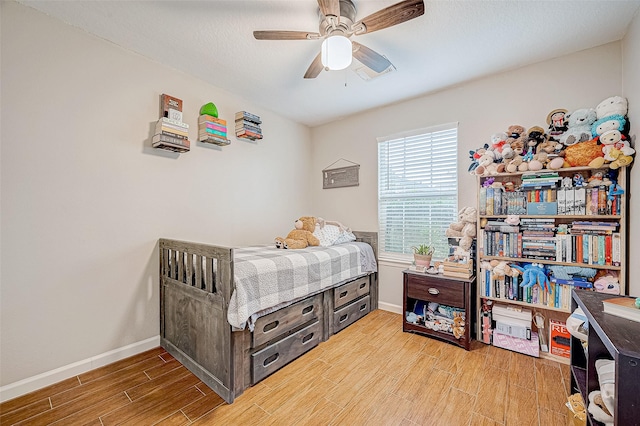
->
<box><xmin>0</xmin><ymin>310</ymin><xmax>573</xmax><ymax>425</ymax></box>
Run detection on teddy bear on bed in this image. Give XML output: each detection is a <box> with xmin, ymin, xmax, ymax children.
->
<box><xmin>275</xmin><ymin>216</ymin><xmax>320</xmax><ymax>249</ymax></box>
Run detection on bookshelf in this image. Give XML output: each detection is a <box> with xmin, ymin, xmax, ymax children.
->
<box><xmin>475</xmin><ymin>165</ymin><xmax>628</xmax><ymax>364</ymax></box>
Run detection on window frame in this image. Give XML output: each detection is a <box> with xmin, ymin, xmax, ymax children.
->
<box><xmin>377</xmin><ymin>122</ymin><xmax>459</xmax><ymax>263</ymax></box>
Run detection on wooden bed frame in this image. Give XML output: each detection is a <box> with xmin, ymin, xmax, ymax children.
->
<box><xmin>159</xmin><ymin>232</ymin><xmax>378</xmax><ymax>403</ymax></box>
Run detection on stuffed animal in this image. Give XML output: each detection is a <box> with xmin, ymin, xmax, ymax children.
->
<box><xmin>489</xmin><ymin>132</ymin><xmax>509</xmax><ymax>160</ymax></box>
<box><xmin>500</xmin><ymin>143</ymin><xmax>516</xmax><ymax>161</ymax></box>
<box><xmin>588</xmin><ymin>390</ymin><xmax>614</xmax><ymax>426</ymax></box>
<box><xmin>511</xmin><ymin>263</ymin><xmax>550</xmax><ymax>292</ymax></box>
<box><xmin>468</xmin><ymin>143</ymin><xmax>489</xmax><ymax>174</ymax></box>
<box><xmin>505</xmin><ymin>124</ymin><xmax>526</xmax><ymax>149</ymax></box>
<box><xmin>275</xmin><ymin>216</ymin><xmax>320</xmax><ymax>249</ymax></box>
<box><xmin>593</xmin><ymin>272</ymin><xmax>620</xmax><ymax>294</ymax></box>
<box><xmin>546</xmin><ymin>108</ymin><xmax>569</xmax><ymax>140</ymax></box>
<box><xmin>595</xmin><ymin>95</ymin><xmax>628</xmax><ymax>120</ymax></box>
<box><xmin>564</xmin><ymin>139</ymin><xmax>604</xmax><ymax>167</ymax></box>
<box><xmin>452</xmin><ymin>311</ymin><xmax>465</xmax><ymax>339</ymax></box>
<box><xmin>473</xmin><ymin>151</ymin><xmax>504</xmax><ymax>176</ymax></box>
<box><xmin>560</xmin><ymin>108</ymin><xmax>597</xmax><ymax>146</ymax></box>
<box><xmin>504</xmin><ymin>155</ymin><xmax>528</xmax><ymax>173</ymax></box>
<box><xmin>505</xmin><ymin>214</ymin><xmax>520</xmax><ymax>225</ymax></box>
<box><xmin>445</xmin><ymin>207</ymin><xmax>477</xmax><ymax>251</ymax></box>
<box><xmin>591</xmin><ymin>115</ymin><xmax>627</xmax><ymax>139</ymax></box>
<box><xmin>528</xmin><ymin>151</ymin><xmax>549</xmax><ymax>171</ymax></box>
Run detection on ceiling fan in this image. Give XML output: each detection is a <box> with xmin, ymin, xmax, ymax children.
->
<box><xmin>253</xmin><ymin>0</ymin><xmax>425</xmax><ymax>79</ymax></box>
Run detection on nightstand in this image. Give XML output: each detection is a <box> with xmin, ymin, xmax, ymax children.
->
<box><xmin>403</xmin><ymin>270</ymin><xmax>476</xmax><ymax>350</ymax></box>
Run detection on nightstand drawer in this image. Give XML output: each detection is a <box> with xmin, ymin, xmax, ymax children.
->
<box><xmin>406</xmin><ymin>275</ymin><xmax>465</xmax><ymax>308</ymax></box>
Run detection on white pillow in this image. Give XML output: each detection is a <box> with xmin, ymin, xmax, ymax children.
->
<box><xmin>313</xmin><ymin>224</ymin><xmax>356</xmax><ymax>246</ymax></box>
<box><xmin>333</xmin><ymin>229</ymin><xmax>356</xmax><ymax>245</ymax></box>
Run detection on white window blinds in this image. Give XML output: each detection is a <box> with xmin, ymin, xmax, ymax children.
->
<box><xmin>377</xmin><ymin>123</ymin><xmax>458</xmax><ymax>262</ymax></box>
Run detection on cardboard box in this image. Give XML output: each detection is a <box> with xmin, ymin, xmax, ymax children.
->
<box><xmin>549</xmin><ymin>319</ymin><xmax>571</xmax><ymax>358</ymax></box>
<box><xmin>527</xmin><ymin>202</ymin><xmax>558</xmax><ymax>215</ymax></box>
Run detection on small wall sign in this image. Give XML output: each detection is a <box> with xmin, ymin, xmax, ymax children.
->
<box><xmin>322</xmin><ymin>159</ymin><xmax>360</xmax><ymax>189</ymax></box>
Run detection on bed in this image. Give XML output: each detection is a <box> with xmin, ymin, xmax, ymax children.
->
<box><xmin>159</xmin><ymin>231</ymin><xmax>378</xmax><ymax>403</ymax></box>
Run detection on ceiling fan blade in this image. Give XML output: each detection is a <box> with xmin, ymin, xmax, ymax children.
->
<box><xmin>318</xmin><ymin>0</ymin><xmax>340</xmax><ymax>18</ymax></box>
<box><xmin>304</xmin><ymin>52</ymin><xmax>324</xmax><ymax>79</ymax></box>
<box><xmin>352</xmin><ymin>41</ymin><xmax>392</xmax><ymax>73</ymax></box>
<box><xmin>254</xmin><ymin>30</ymin><xmax>320</xmax><ymax>40</ymax></box>
<box><xmin>354</xmin><ymin>0</ymin><xmax>424</xmax><ymax>34</ymax></box>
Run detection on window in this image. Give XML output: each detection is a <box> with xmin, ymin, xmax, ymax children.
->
<box><xmin>377</xmin><ymin>123</ymin><xmax>458</xmax><ymax>262</ymax></box>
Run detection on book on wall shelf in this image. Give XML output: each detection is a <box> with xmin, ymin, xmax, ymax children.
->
<box><xmin>152</xmin><ymin>94</ymin><xmax>190</xmax><ymax>153</ymax></box>
<box><xmin>235</xmin><ymin>111</ymin><xmax>263</xmax><ymax>141</ymax></box>
<box><xmin>198</xmin><ymin>115</ymin><xmax>230</xmax><ymax>146</ymax></box>
<box><xmin>602</xmin><ymin>297</ymin><xmax>640</xmax><ymax>322</ymax></box>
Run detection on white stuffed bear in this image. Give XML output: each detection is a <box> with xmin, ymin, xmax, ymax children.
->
<box><xmin>445</xmin><ymin>207</ymin><xmax>477</xmax><ymax>251</ymax></box>
<box><xmin>560</xmin><ymin>108</ymin><xmax>597</xmax><ymax>146</ymax></box>
<box><xmin>595</xmin><ymin>95</ymin><xmax>628</xmax><ymax>119</ymax></box>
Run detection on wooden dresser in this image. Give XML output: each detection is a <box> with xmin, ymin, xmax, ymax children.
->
<box><xmin>403</xmin><ymin>270</ymin><xmax>476</xmax><ymax>350</ymax></box>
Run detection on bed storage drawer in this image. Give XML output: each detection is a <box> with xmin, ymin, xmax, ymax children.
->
<box><xmin>334</xmin><ymin>276</ymin><xmax>369</xmax><ymax>309</ymax></box>
<box><xmin>334</xmin><ymin>295</ymin><xmax>370</xmax><ymax>333</ymax></box>
<box><xmin>251</xmin><ymin>320</ymin><xmax>321</xmax><ymax>384</ymax></box>
<box><xmin>252</xmin><ymin>293</ymin><xmax>323</xmax><ymax>348</ymax></box>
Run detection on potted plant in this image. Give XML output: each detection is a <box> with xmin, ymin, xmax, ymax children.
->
<box><xmin>411</xmin><ymin>244</ymin><xmax>435</xmax><ymax>268</ymax></box>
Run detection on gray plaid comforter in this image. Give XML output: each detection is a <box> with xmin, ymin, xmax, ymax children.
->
<box><xmin>227</xmin><ymin>242</ymin><xmax>377</xmax><ymax>330</ymax></box>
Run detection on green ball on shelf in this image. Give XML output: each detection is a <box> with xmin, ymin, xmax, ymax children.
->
<box><xmin>200</xmin><ymin>102</ymin><xmax>218</xmax><ymax>118</ymax></box>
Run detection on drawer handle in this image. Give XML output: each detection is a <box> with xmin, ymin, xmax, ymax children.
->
<box><xmin>359</xmin><ymin>303</ymin><xmax>367</xmax><ymax>311</ymax></box>
<box><xmin>359</xmin><ymin>282</ymin><xmax>366</xmax><ymax>289</ymax></box>
<box><xmin>339</xmin><ymin>313</ymin><xmax>348</xmax><ymax>323</ymax></box>
<box><xmin>302</xmin><ymin>332</ymin><xmax>314</xmax><ymax>344</ymax></box>
<box><xmin>428</xmin><ymin>288</ymin><xmax>440</xmax><ymax>295</ymax></box>
<box><xmin>302</xmin><ymin>305</ymin><xmax>314</xmax><ymax>315</ymax></box>
<box><xmin>263</xmin><ymin>353</ymin><xmax>279</xmax><ymax>367</ymax></box>
<box><xmin>339</xmin><ymin>291</ymin><xmax>348</xmax><ymax>298</ymax></box>
<box><xmin>263</xmin><ymin>320</ymin><xmax>279</xmax><ymax>333</ymax></box>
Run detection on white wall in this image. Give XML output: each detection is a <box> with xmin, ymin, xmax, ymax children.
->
<box><xmin>0</xmin><ymin>2</ymin><xmax>312</xmax><ymax>388</ymax></box>
<box><xmin>311</xmin><ymin>42</ymin><xmax>627</xmax><ymax>310</ymax></box>
<box><xmin>623</xmin><ymin>8</ymin><xmax>640</xmax><ymax>297</ymax></box>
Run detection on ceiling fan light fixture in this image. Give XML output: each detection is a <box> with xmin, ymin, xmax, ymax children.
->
<box><xmin>321</xmin><ymin>35</ymin><xmax>352</xmax><ymax>70</ymax></box>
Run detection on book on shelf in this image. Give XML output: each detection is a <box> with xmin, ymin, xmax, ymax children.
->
<box><xmin>160</xmin><ymin>94</ymin><xmax>183</xmax><ymax>122</ymax></box>
<box><xmin>199</xmin><ymin>127</ymin><xmax>227</xmax><ymax>138</ymax></box>
<box><xmin>158</xmin><ymin>116</ymin><xmax>189</xmax><ymax>129</ymax></box>
<box><xmin>152</xmin><ymin>138</ymin><xmax>190</xmax><ymax>152</ymax></box>
<box><xmin>156</xmin><ymin>129</ymin><xmax>187</xmax><ymax>140</ymax></box>
<box><xmin>152</xmin><ymin>133</ymin><xmax>189</xmax><ymax>146</ymax></box>
<box><xmin>201</xmin><ymin>122</ymin><xmax>227</xmax><ymax>132</ymax></box>
<box><xmin>235</xmin><ymin>111</ymin><xmax>261</xmax><ymax>124</ymax></box>
<box><xmin>198</xmin><ymin>134</ymin><xmax>230</xmax><ymax>145</ymax></box>
<box><xmin>602</xmin><ymin>297</ymin><xmax>640</xmax><ymax>322</ymax></box>
<box><xmin>549</xmin><ymin>319</ymin><xmax>570</xmax><ymax>358</ymax></box>
<box><xmin>198</xmin><ymin>115</ymin><xmax>227</xmax><ymax>126</ymax></box>
<box><xmin>236</xmin><ymin>129</ymin><xmax>263</xmax><ymax>139</ymax></box>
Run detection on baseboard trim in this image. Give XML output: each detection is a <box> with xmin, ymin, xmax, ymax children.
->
<box><xmin>378</xmin><ymin>301</ymin><xmax>402</xmax><ymax>315</ymax></box>
<box><xmin>0</xmin><ymin>335</ymin><xmax>160</xmax><ymax>403</ymax></box>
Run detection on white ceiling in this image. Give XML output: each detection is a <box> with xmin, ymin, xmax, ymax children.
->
<box><xmin>17</xmin><ymin>0</ymin><xmax>640</xmax><ymax>127</ymax></box>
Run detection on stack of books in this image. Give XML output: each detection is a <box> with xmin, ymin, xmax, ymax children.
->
<box><xmin>520</xmin><ymin>218</ymin><xmax>556</xmax><ymax>260</ymax></box>
<box><xmin>198</xmin><ymin>115</ymin><xmax>230</xmax><ymax>146</ymax></box>
<box><xmin>152</xmin><ymin>94</ymin><xmax>190</xmax><ymax>153</ymax></box>
<box><xmin>235</xmin><ymin>111</ymin><xmax>263</xmax><ymax>140</ymax></box>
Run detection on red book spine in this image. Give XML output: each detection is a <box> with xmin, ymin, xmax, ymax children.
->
<box><xmin>605</xmin><ymin>234</ymin><xmax>612</xmax><ymax>265</ymax></box>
